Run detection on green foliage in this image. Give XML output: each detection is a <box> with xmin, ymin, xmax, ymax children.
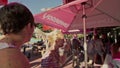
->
<box><xmin>36</xmin><ymin>23</ymin><xmax>43</xmax><ymax>29</ymax></box>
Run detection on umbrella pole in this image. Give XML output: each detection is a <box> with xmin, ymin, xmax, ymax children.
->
<box><xmin>81</xmin><ymin>2</ymin><xmax>88</xmax><ymax>68</ymax></box>
<box><xmin>113</xmin><ymin>28</ymin><xmax>117</xmax><ymax>43</ymax></box>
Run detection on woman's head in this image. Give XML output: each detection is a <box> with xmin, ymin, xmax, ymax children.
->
<box><xmin>72</xmin><ymin>39</ymin><xmax>80</xmax><ymax>46</ymax></box>
<box><xmin>55</xmin><ymin>38</ymin><xmax>64</xmax><ymax>47</ymax></box>
<box><xmin>0</xmin><ymin>2</ymin><xmax>35</xmax><ymax>44</ymax></box>
<box><xmin>0</xmin><ymin>2</ymin><xmax>34</xmax><ymax>34</ymax></box>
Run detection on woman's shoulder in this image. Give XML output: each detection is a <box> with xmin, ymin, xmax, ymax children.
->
<box><xmin>0</xmin><ymin>46</ymin><xmax>30</xmax><ymax>68</ymax></box>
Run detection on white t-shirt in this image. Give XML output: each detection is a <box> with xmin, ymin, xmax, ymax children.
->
<box><xmin>59</xmin><ymin>47</ymin><xmax>64</xmax><ymax>56</ymax></box>
<box><xmin>0</xmin><ymin>43</ymin><xmax>15</xmax><ymax>49</ymax></box>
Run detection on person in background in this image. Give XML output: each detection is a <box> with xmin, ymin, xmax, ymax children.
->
<box><xmin>41</xmin><ymin>38</ymin><xmax>64</xmax><ymax>68</ymax></box>
<box><xmin>72</xmin><ymin>36</ymin><xmax>81</xmax><ymax>67</ymax></box>
<box><xmin>87</xmin><ymin>35</ymin><xmax>95</xmax><ymax>67</ymax></box>
<box><xmin>94</xmin><ymin>35</ymin><xmax>105</xmax><ymax>64</ymax></box>
<box><xmin>40</xmin><ymin>30</ymin><xmax>65</xmax><ymax>68</ymax></box>
<box><xmin>111</xmin><ymin>41</ymin><xmax>120</xmax><ymax>68</ymax></box>
<box><xmin>0</xmin><ymin>2</ymin><xmax>35</xmax><ymax>68</ymax></box>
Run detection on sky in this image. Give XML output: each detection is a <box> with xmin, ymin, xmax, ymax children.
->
<box><xmin>8</xmin><ymin>0</ymin><xmax>62</xmax><ymax>14</ymax></box>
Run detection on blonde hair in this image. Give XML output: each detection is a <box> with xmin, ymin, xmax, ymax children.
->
<box><xmin>41</xmin><ymin>29</ymin><xmax>64</xmax><ymax>59</ymax></box>
<box><xmin>46</xmin><ymin>29</ymin><xmax>64</xmax><ymax>50</ymax></box>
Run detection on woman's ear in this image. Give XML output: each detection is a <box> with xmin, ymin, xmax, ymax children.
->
<box><xmin>26</xmin><ymin>23</ymin><xmax>34</xmax><ymax>31</ymax></box>
<box><xmin>26</xmin><ymin>23</ymin><xmax>31</xmax><ymax>29</ymax></box>
<box><xmin>22</xmin><ymin>23</ymin><xmax>35</xmax><ymax>43</ymax></box>
<box><xmin>22</xmin><ymin>23</ymin><xmax>30</xmax><ymax>31</ymax></box>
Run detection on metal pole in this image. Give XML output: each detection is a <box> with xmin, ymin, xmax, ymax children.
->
<box><xmin>81</xmin><ymin>2</ymin><xmax>88</xmax><ymax>68</ymax></box>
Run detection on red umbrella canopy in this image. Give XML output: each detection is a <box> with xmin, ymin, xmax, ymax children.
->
<box><xmin>0</xmin><ymin>0</ymin><xmax>7</xmax><ymax>5</ymax></box>
<box><xmin>34</xmin><ymin>0</ymin><xmax>120</xmax><ymax>32</ymax></box>
<box><xmin>34</xmin><ymin>0</ymin><xmax>88</xmax><ymax>31</ymax></box>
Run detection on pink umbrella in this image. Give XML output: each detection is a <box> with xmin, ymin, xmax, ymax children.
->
<box><xmin>34</xmin><ymin>0</ymin><xmax>120</xmax><ymax>31</ymax></box>
<box><xmin>34</xmin><ymin>0</ymin><xmax>120</xmax><ymax>67</ymax></box>
<box><xmin>34</xmin><ymin>0</ymin><xmax>88</xmax><ymax>31</ymax></box>
<box><xmin>0</xmin><ymin>0</ymin><xmax>7</xmax><ymax>5</ymax></box>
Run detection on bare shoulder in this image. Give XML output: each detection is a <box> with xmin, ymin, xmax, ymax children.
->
<box><xmin>0</xmin><ymin>48</ymin><xmax>30</xmax><ymax>68</ymax></box>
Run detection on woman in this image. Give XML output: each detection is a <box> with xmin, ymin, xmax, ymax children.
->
<box><xmin>0</xmin><ymin>2</ymin><xmax>35</xmax><ymax>68</ymax></box>
<box><xmin>41</xmin><ymin>38</ymin><xmax>64</xmax><ymax>68</ymax></box>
